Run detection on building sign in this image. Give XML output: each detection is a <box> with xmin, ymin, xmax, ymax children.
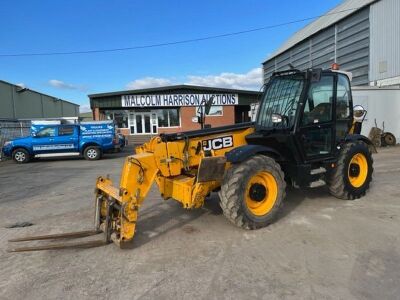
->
<box><xmin>121</xmin><ymin>94</ymin><xmax>238</xmax><ymax>108</ymax></box>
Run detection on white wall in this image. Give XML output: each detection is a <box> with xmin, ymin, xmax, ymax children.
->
<box><xmin>352</xmin><ymin>87</ymin><xmax>400</xmax><ymax>141</ymax></box>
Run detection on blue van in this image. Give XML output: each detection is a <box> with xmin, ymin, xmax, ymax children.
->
<box><xmin>2</xmin><ymin>121</ymin><xmax>121</xmax><ymax>163</ymax></box>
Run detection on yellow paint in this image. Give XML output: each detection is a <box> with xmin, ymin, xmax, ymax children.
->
<box><xmin>348</xmin><ymin>153</ymin><xmax>368</xmax><ymax>188</ymax></box>
<box><xmin>245</xmin><ymin>171</ymin><xmax>278</xmax><ymax>216</ymax></box>
<box><xmin>95</xmin><ymin>126</ymin><xmax>254</xmax><ymax>247</ymax></box>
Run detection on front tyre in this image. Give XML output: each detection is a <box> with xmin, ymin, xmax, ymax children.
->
<box><xmin>328</xmin><ymin>141</ymin><xmax>373</xmax><ymax>200</ymax></box>
<box><xmin>12</xmin><ymin>148</ymin><xmax>30</xmax><ymax>163</ymax></box>
<box><xmin>83</xmin><ymin>146</ymin><xmax>101</xmax><ymax>161</ymax></box>
<box><xmin>219</xmin><ymin>155</ymin><xmax>286</xmax><ymax>230</ymax></box>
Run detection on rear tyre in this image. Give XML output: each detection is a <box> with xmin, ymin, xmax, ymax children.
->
<box><xmin>328</xmin><ymin>141</ymin><xmax>373</xmax><ymax>200</ymax></box>
<box><xmin>219</xmin><ymin>155</ymin><xmax>286</xmax><ymax>230</ymax></box>
<box><xmin>83</xmin><ymin>146</ymin><xmax>101</xmax><ymax>161</ymax></box>
<box><xmin>12</xmin><ymin>148</ymin><xmax>30</xmax><ymax>164</ymax></box>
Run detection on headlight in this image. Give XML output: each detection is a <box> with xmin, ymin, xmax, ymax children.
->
<box><xmin>3</xmin><ymin>141</ymin><xmax>12</xmax><ymax>147</ymax></box>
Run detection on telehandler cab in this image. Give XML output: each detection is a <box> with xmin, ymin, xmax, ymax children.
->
<box><xmin>9</xmin><ymin>67</ymin><xmax>374</xmax><ymax>251</ymax></box>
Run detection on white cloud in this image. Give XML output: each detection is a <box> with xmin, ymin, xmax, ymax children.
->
<box><xmin>79</xmin><ymin>104</ymin><xmax>92</xmax><ymax>113</ymax></box>
<box><xmin>186</xmin><ymin>67</ymin><xmax>263</xmax><ymax>90</ymax></box>
<box><xmin>126</xmin><ymin>77</ymin><xmax>174</xmax><ymax>90</ymax></box>
<box><xmin>125</xmin><ymin>67</ymin><xmax>263</xmax><ymax>91</ymax></box>
<box><xmin>48</xmin><ymin>79</ymin><xmax>87</xmax><ymax>91</ymax></box>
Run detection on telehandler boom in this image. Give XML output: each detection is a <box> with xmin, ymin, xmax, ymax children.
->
<box><xmin>9</xmin><ymin>67</ymin><xmax>374</xmax><ymax>251</ymax></box>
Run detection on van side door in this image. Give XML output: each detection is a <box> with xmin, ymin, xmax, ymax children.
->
<box><xmin>57</xmin><ymin>125</ymin><xmax>79</xmax><ymax>152</ymax></box>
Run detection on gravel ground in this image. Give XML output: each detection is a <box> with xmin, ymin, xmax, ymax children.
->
<box><xmin>0</xmin><ymin>146</ymin><xmax>399</xmax><ymax>300</ymax></box>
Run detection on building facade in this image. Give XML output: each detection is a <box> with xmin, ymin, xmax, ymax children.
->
<box><xmin>89</xmin><ymin>85</ymin><xmax>261</xmax><ymax>143</ymax></box>
<box><xmin>0</xmin><ymin>80</ymin><xmax>79</xmax><ymax>120</ymax></box>
<box><xmin>263</xmin><ymin>0</ymin><xmax>400</xmax><ymax>87</ymax></box>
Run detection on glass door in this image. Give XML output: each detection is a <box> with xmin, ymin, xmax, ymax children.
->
<box><xmin>129</xmin><ymin>113</ymin><xmax>135</xmax><ymax>135</ymax></box>
<box><xmin>298</xmin><ymin>75</ymin><xmax>334</xmax><ymax>159</ymax></box>
<box><xmin>129</xmin><ymin>113</ymin><xmax>158</xmax><ymax>134</ymax></box>
<box><xmin>151</xmin><ymin>113</ymin><xmax>158</xmax><ymax>134</ymax></box>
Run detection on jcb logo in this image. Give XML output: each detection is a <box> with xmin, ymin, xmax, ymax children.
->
<box><xmin>202</xmin><ymin>136</ymin><xmax>233</xmax><ymax>151</ymax></box>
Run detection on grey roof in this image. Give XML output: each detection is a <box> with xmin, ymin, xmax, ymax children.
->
<box><xmin>0</xmin><ymin>79</ymin><xmax>79</xmax><ymax>107</ymax></box>
<box><xmin>263</xmin><ymin>0</ymin><xmax>379</xmax><ymax>63</ymax></box>
<box><xmin>88</xmin><ymin>84</ymin><xmax>261</xmax><ymax>98</ymax></box>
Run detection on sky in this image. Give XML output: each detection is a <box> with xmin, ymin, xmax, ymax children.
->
<box><xmin>0</xmin><ymin>0</ymin><xmax>342</xmax><ymax>112</ymax></box>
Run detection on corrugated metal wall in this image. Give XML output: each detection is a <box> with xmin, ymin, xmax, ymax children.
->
<box><xmin>263</xmin><ymin>7</ymin><xmax>370</xmax><ymax>86</ymax></box>
<box><xmin>369</xmin><ymin>0</ymin><xmax>400</xmax><ymax>82</ymax></box>
<box><xmin>0</xmin><ymin>81</ymin><xmax>79</xmax><ymax>119</ymax></box>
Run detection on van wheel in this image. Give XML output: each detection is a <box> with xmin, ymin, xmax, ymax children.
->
<box><xmin>12</xmin><ymin>148</ymin><xmax>30</xmax><ymax>163</ymax></box>
<box><xmin>219</xmin><ymin>155</ymin><xmax>286</xmax><ymax>229</ymax></box>
<box><xmin>84</xmin><ymin>146</ymin><xmax>101</xmax><ymax>161</ymax></box>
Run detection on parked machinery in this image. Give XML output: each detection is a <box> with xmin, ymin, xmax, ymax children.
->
<box><xmin>9</xmin><ymin>67</ymin><xmax>375</xmax><ymax>251</ymax></box>
<box><xmin>369</xmin><ymin>119</ymin><xmax>397</xmax><ymax>147</ymax></box>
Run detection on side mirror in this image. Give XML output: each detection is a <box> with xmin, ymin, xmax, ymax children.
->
<box><xmin>353</xmin><ymin>105</ymin><xmax>367</xmax><ymax>121</ymax></box>
<box><xmin>204</xmin><ymin>96</ymin><xmax>214</xmax><ymax>115</ymax></box>
<box><xmin>271</xmin><ymin>113</ymin><xmax>283</xmax><ymax>123</ymax></box>
<box><xmin>32</xmin><ymin>132</ymin><xmax>37</xmax><ymax>137</ymax></box>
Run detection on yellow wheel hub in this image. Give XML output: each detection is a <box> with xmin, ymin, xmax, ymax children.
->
<box><xmin>348</xmin><ymin>153</ymin><xmax>368</xmax><ymax>188</ymax></box>
<box><xmin>245</xmin><ymin>171</ymin><xmax>278</xmax><ymax>216</ymax></box>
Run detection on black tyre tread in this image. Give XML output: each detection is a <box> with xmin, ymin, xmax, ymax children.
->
<box><xmin>219</xmin><ymin>155</ymin><xmax>286</xmax><ymax>230</ymax></box>
<box><xmin>328</xmin><ymin>141</ymin><xmax>373</xmax><ymax>200</ymax></box>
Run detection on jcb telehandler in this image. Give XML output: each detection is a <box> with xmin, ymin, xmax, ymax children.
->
<box><xmin>9</xmin><ymin>67</ymin><xmax>374</xmax><ymax>251</ymax></box>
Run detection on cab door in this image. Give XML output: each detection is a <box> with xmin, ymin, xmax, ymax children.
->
<box><xmin>297</xmin><ymin>74</ymin><xmax>335</xmax><ymax>160</ymax></box>
<box><xmin>31</xmin><ymin>126</ymin><xmax>58</xmax><ymax>154</ymax></box>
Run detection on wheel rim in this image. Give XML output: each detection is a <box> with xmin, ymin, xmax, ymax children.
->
<box><xmin>15</xmin><ymin>152</ymin><xmax>25</xmax><ymax>162</ymax></box>
<box><xmin>87</xmin><ymin>149</ymin><xmax>97</xmax><ymax>159</ymax></box>
<box><xmin>245</xmin><ymin>171</ymin><xmax>278</xmax><ymax>216</ymax></box>
<box><xmin>348</xmin><ymin>153</ymin><xmax>368</xmax><ymax>188</ymax></box>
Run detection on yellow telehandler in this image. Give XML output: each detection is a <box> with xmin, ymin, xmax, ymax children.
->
<box><xmin>9</xmin><ymin>67</ymin><xmax>374</xmax><ymax>251</ymax></box>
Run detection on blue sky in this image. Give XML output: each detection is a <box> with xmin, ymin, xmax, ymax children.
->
<box><xmin>0</xmin><ymin>0</ymin><xmax>342</xmax><ymax>111</ymax></box>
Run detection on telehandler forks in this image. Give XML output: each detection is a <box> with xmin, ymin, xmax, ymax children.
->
<box><xmin>8</xmin><ymin>230</ymin><xmax>104</xmax><ymax>252</ymax></box>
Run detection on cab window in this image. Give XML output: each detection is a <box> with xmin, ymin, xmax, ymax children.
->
<box><xmin>59</xmin><ymin>126</ymin><xmax>74</xmax><ymax>136</ymax></box>
<box><xmin>301</xmin><ymin>75</ymin><xmax>334</xmax><ymax>126</ymax></box>
<box><xmin>336</xmin><ymin>74</ymin><xmax>351</xmax><ymax>120</ymax></box>
<box><xmin>36</xmin><ymin>127</ymin><xmax>56</xmax><ymax>137</ymax></box>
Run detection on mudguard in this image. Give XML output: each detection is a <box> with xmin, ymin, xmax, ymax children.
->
<box><xmin>225</xmin><ymin>144</ymin><xmax>283</xmax><ymax>164</ymax></box>
<box><xmin>344</xmin><ymin>134</ymin><xmax>377</xmax><ymax>153</ymax></box>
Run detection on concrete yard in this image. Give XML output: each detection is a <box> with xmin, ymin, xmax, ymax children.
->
<box><xmin>0</xmin><ymin>146</ymin><xmax>399</xmax><ymax>300</ymax></box>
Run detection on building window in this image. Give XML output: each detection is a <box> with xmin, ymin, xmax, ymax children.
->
<box><xmin>105</xmin><ymin>110</ymin><xmax>128</xmax><ymax>128</ymax></box>
<box><xmin>196</xmin><ymin>106</ymin><xmax>223</xmax><ymax>117</ymax></box>
<box><xmin>157</xmin><ymin>110</ymin><xmax>169</xmax><ymax>127</ymax></box>
<box><xmin>155</xmin><ymin>109</ymin><xmax>180</xmax><ymax>127</ymax></box>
